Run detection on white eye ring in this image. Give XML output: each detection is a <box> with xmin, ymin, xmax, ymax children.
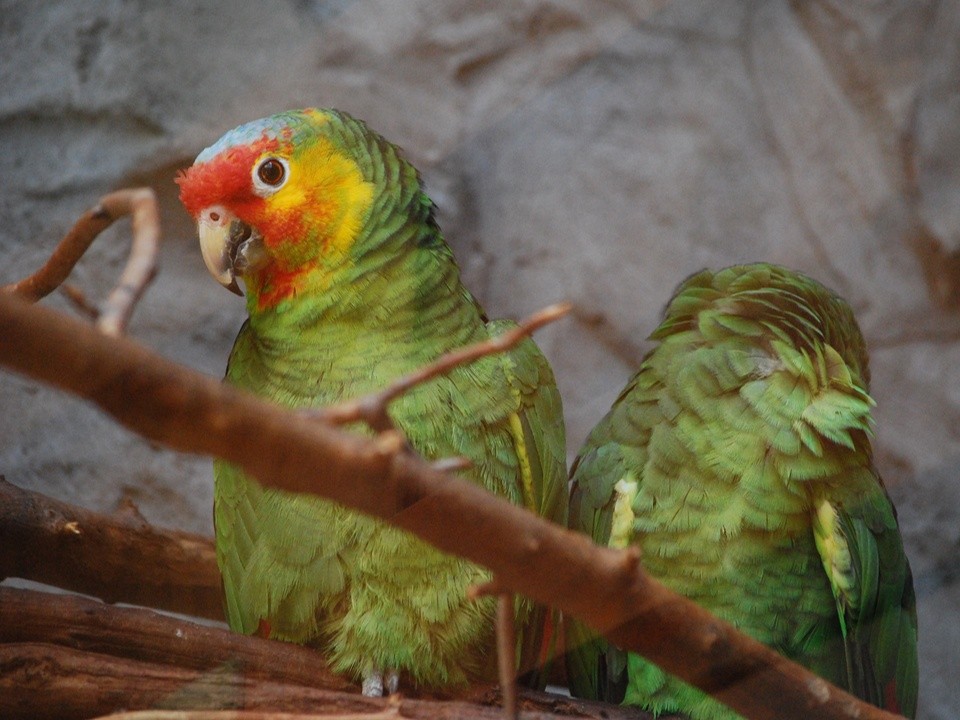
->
<box><xmin>252</xmin><ymin>156</ymin><xmax>290</xmax><ymax>195</ymax></box>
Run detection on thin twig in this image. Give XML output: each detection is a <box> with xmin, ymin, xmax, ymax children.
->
<box><xmin>60</xmin><ymin>283</ymin><xmax>100</xmax><ymax>320</ymax></box>
<box><xmin>97</xmin><ymin>188</ymin><xmax>161</xmax><ymax>336</ymax></box>
<box><xmin>496</xmin><ymin>592</ymin><xmax>518</xmax><ymax>720</ymax></box>
<box><xmin>3</xmin><ymin>203</ymin><xmax>114</xmax><ymax>301</ymax></box>
<box><xmin>468</xmin><ymin>579</ymin><xmax>510</xmax><ymax>601</ymax></box>
<box><xmin>306</xmin><ymin>303</ymin><xmax>572</xmax><ymax>432</ymax></box>
<box><xmin>2</xmin><ymin>187</ymin><xmax>160</xmax><ymax>336</ymax></box>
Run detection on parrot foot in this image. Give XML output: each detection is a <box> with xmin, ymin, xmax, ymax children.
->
<box><xmin>385</xmin><ymin>668</ymin><xmax>400</xmax><ymax>695</ymax></box>
<box><xmin>361</xmin><ymin>666</ymin><xmax>401</xmax><ymax>697</ymax></box>
<box><xmin>361</xmin><ymin>667</ymin><xmax>383</xmax><ymax>697</ymax></box>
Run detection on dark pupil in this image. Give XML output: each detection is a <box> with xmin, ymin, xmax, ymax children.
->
<box><xmin>258</xmin><ymin>159</ymin><xmax>284</xmax><ymax>186</ymax></box>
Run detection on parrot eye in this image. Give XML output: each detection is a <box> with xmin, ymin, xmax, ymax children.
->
<box><xmin>253</xmin><ymin>157</ymin><xmax>288</xmax><ymax>193</ymax></box>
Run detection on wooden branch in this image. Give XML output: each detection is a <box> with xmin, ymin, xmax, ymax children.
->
<box><xmin>0</xmin><ymin>587</ymin><xmax>348</xmax><ymax>693</ymax></box>
<box><xmin>97</xmin><ymin>188</ymin><xmax>160</xmax><ymax>336</ymax></box>
<box><xmin>91</xmin><ymin>701</ymin><xmax>653</xmax><ymax>720</ymax></box>
<box><xmin>496</xmin><ymin>592</ymin><xmax>518</xmax><ymax>720</ymax></box>
<box><xmin>0</xmin><ymin>476</ymin><xmax>222</xmax><ymax>620</ymax></box>
<box><xmin>0</xmin><ymin>594</ymin><xmax>649</xmax><ymax>720</ymax></box>
<box><xmin>61</xmin><ymin>282</ymin><xmax>101</xmax><ymax>319</ymax></box>
<box><xmin>2</xmin><ymin>188</ymin><xmax>159</xmax><ymax>336</ymax></box>
<box><xmin>0</xmin><ymin>642</ymin><xmax>393</xmax><ymax>720</ymax></box>
<box><xmin>0</xmin><ymin>481</ymin><xmax>575</xmax><ymax>715</ymax></box>
<box><xmin>310</xmin><ymin>303</ymin><xmax>571</xmax><ymax>432</ymax></box>
<box><xmin>93</xmin><ymin>711</ymin><xmax>402</xmax><ymax>720</ymax></box>
<box><xmin>0</xmin><ymin>643</ymin><xmax>643</xmax><ymax>720</ymax></box>
<box><xmin>3</xmin><ymin>202</ymin><xmax>114</xmax><ymax>300</ymax></box>
<box><xmin>0</xmin><ymin>292</ymin><xmax>906</xmax><ymax>720</ymax></box>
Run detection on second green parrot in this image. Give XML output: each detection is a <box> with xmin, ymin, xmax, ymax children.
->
<box><xmin>566</xmin><ymin>264</ymin><xmax>917</xmax><ymax>719</ymax></box>
<box><xmin>177</xmin><ymin>108</ymin><xmax>567</xmax><ymax>695</ymax></box>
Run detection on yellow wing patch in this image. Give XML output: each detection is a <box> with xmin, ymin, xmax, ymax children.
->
<box><xmin>610</xmin><ymin>478</ymin><xmax>639</xmax><ymax>549</ymax></box>
<box><xmin>508</xmin><ymin>412</ymin><xmax>536</xmax><ymax>510</ymax></box>
<box><xmin>812</xmin><ymin>497</ymin><xmax>854</xmax><ymax>634</ymax></box>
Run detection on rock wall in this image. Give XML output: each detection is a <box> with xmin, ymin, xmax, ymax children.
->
<box><xmin>1</xmin><ymin>2</ymin><xmax>957</xmax><ymax>716</ymax></box>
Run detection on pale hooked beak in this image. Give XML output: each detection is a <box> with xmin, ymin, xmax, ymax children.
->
<box><xmin>198</xmin><ymin>207</ymin><xmax>267</xmax><ymax>296</ymax></box>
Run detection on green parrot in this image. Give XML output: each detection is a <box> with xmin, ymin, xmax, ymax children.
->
<box><xmin>176</xmin><ymin>108</ymin><xmax>567</xmax><ymax>695</ymax></box>
<box><xmin>566</xmin><ymin>264</ymin><xmax>917</xmax><ymax>719</ymax></box>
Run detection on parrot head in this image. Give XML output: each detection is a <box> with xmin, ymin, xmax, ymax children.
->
<box><xmin>657</xmin><ymin>264</ymin><xmax>872</xmax><ymax>389</ymax></box>
<box><xmin>176</xmin><ymin>109</ymin><xmax>386</xmax><ymax>309</ymax></box>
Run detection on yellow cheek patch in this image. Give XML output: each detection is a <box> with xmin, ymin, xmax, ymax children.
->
<box><xmin>264</xmin><ymin>136</ymin><xmax>375</xmax><ymax>262</ymax></box>
<box><xmin>249</xmin><ymin>128</ymin><xmax>375</xmax><ymax>310</ymax></box>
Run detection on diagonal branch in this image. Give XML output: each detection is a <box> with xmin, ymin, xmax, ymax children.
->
<box><xmin>96</xmin><ymin>188</ymin><xmax>161</xmax><ymax>335</ymax></box>
<box><xmin>2</xmin><ymin>188</ymin><xmax>159</xmax><ymax>336</ymax></box>
<box><xmin>308</xmin><ymin>303</ymin><xmax>571</xmax><ymax>433</ymax></box>
<box><xmin>0</xmin><ymin>292</ymin><xmax>906</xmax><ymax>720</ymax></box>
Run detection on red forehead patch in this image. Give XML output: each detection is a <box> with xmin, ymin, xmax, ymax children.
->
<box><xmin>176</xmin><ymin>134</ymin><xmax>281</xmax><ymax>217</ymax></box>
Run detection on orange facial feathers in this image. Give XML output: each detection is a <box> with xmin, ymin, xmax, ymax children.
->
<box><xmin>176</xmin><ymin>134</ymin><xmax>282</xmax><ymax>217</ymax></box>
<box><xmin>176</xmin><ymin>110</ymin><xmax>374</xmax><ymax>310</ymax></box>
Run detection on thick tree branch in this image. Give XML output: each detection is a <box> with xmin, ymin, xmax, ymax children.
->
<box><xmin>93</xmin><ymin>711</ymin><xmax>403</xmax><ymax>720</ymax></box>
<box><xmin>0</xmin><ymin>643</ymin><xmax>421</xmax><ymax>720</ymax></box>
<box><xmin>0</xmin><ymin>293</ymin><xmax>907</xmax><ymax>720</ymax></box>
<box><xmin>0</xmin><ymin>643</ymin><xmax>633</xmax><ymax>720</ymax></box>
<box><xmin>0</xmin><ymin>476</ymin><xmax>222</xmax><ymax>620</ymax></box>
<box><xmin>2</xmin><ymin>188</ymin><xmax>159</xmax><ymax>335</ymax></box>
<box><xmin>0</xmin><ymin>587</ymin><xmax>348</xmax><ymax>692</ymax></box>
<box><xmin>0</xmin><ymin>590</ymin><xmax>646</xmax><ymax>720</ymax></box>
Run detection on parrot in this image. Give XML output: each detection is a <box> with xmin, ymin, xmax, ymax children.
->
<box><xmin>565</xmin><ymin>263</ymin><xmax>918</xmax><ymax>719</ymax></box>
<box><xmin>175</xmin><ymin>108</ymin><xmax>567</xmax><ymax>696</ymax></box>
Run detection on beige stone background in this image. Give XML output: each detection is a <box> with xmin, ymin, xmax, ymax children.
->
<box><xmin>1</xmin><ymin>2</ymin><xmax>958</xmax><ymax>717</ymax></box>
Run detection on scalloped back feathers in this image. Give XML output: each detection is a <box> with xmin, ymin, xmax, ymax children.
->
<box><xmin>567</xmin><ymin>264</ymin><xmax>917</xmax><ymax>719</ymax></box>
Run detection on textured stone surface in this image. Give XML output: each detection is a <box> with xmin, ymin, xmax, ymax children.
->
<box><xmin>1</xmin><ymin>1</ymin><xmax>957</xmax><ymax>716</ymax></box>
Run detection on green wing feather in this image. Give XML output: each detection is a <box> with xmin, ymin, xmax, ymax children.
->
<box><xmin>566</xmin><ymin>443</ymin><xmax>632</xmax><ymax>700</ymax></box>
<box><xmin>812</xmin><ymin>481</ymin><xmax>918</xmax><ymax>716</ymax></box>
<box><xmin>566</xmin><ymin>264</ymin><xmax>917</xmax><ymax>719</ymax></box>
<box><xmin>487</xmin><ymin>318</ymin><xmax>567</xmax><ymax>527</ymax></box>
<box><xmin>487</xmin><ymin>319</ymin><xmax>568</xmax><ymax>684</ymax></box>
